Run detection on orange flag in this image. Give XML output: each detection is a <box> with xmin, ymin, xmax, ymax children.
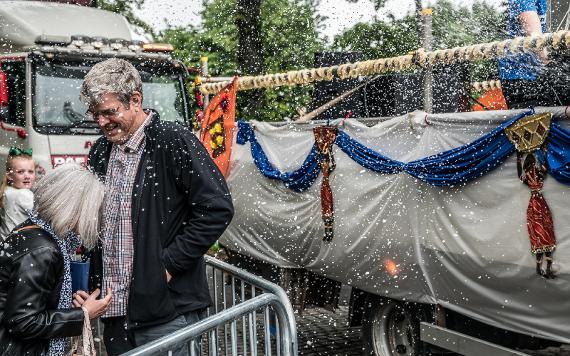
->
<box><xmin>472</xmin><ymin>88</ymin><xmax>508</xmax><ymax>111</ymax></box>
<box><xmin>200</xmin><ymin>77</ymin><xmax>238</xmax><ymax>178</ymax></box>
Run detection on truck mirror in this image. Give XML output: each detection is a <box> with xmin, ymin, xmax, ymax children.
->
<box><xmin>0</xmin><ymin>69</ymin><xmax>8</xmax><ymax>121</ymax></box>
<box><xmin>0</xmin><ymin>69</ymin><xmax>8</xmax><ymax>107</ymax></box>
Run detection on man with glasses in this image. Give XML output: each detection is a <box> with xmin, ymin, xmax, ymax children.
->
<box><xmin>75</xmin><ymin>58</ymin><xmax>234</xmax><ymax>355</ymax></box>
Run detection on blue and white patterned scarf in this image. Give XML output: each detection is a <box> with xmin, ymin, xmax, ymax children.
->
<box><xmin>28</xmin><ymin>211</ymin><xmax>81</xmax><ymax>356</ymax></box>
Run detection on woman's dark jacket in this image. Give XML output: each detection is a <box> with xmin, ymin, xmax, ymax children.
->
<box><xmin>0</xmin><ymin>221</ymin><xmax>84</xmax><ymax>355</ymax></box>
<box><xmin>88</xmin><ymin>112</ymin><xmax>234</xmax><ymax>329</ymax></box>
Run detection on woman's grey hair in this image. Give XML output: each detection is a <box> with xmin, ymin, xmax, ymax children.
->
<box><xmin>32</xmin><ymin>163</ymin><xmax>104</xmax><ymax>249</ymax></box>
<box><xmin>79</xmin><ymin>58</ymin><xmax>143</xmax><ymax>108</ymax></box>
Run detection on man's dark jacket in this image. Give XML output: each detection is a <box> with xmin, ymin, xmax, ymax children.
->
<box><xmin>88</xmin><ymin>112</ymin><xmax>234</xmax><ymax>329</ymax></box>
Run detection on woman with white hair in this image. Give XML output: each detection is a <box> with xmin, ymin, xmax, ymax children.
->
<box><xmin>0</xmin><ymin>163</ymin><xmax>113</xmax><ymax>356</ymax></box>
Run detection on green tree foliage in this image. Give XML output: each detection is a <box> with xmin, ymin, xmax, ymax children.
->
<box><xmin>433</xmin><ymin>0</ymin><xmax>506</xmax><ymax>82</ymax></box>
<box><xmin>332</xmin><ymin>17</ymin><xmax>420</xmax><ymax>60</ymax></box>
<box><xmin>236</xmin><ymin>0</ymin><xmax>265</xmax><ymax>120</ymax></box>
<box><xmin>332</xmin><ymin>0</ymin><xmax>505</xmax><ymax>82</ymax></box>
<box><xmin>431</xmin><ymin>0</ymin><xmax>506</xmax><ymax>49</ymax></box>
<box><xmin>343</xmin><ymin>0</ymin><xmax>423</xmax><ymax>39</ymax></box>
<box><xmin>159</xmin><ymin>0</ymin><xmax>324</xmax><ymax>121</ymax></box>
<box><xmin>344</xmin><ymin>0</ymin><xmax>388</xmax><ymax>11</ymax></box>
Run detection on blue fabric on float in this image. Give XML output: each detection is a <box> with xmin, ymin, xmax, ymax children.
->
<box><xmin>334</xmin><ymin>112</ymin><xmax>523</xmax><ymax>186</ymax></box>
<box><xmin>236</xmin><ymin>111</ymin><xmax>570</xmax><ymax>189</ymax></box>
<box><xmin>402</xmin><ymin>114</ymin><xmax>521</xmax><ymax>186</ymax></box>
<box><xmin>237</xmin><ymin>121</ymin><xmax>320</xmax><ymax>192</ymax></box>
<box><xmin>548</xmin><ymin>122</ymin><xmax>570</xmax><ymax>185</ymax></box>
<box><xmin>334</xmin><ymin>130</ymin><xmax>404</xmax><ymax>174</ymax></box>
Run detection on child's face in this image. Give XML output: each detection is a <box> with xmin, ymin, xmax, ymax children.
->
<box><xmin>8</xmin><ymin>157</ymin><xmax>36</xmax><ymax>189</ymax></box>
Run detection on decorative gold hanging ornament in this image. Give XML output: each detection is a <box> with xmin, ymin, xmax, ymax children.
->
<box><xmin>505</xmin><ymin>112</ymin><xmax>552</xmax><ymax>153</ymax></box>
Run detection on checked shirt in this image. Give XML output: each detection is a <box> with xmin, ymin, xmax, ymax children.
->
<box><xmin>101</xmin><ymin>113</ymin><xmax>152</xmax><ymax>317</ymax></box>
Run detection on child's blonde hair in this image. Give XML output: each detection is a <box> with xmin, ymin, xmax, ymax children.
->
<box><xmin>0</xmin><ymin>148</ymin><xmax>35</xmax><ymax>209</ymax></box>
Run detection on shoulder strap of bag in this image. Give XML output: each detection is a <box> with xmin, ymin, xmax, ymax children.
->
<box><xmin>81</xmin><ymin>307</ymin><xmax>96</xmax><ymax>355</ymax></box>
<box><xmin>13</xmin><ymin>224</ymin><xmax>40</xmax><ymax>233</ymax></box>
<box><xmin>71</xmin><ymin>302</ymin><xmax>96</xmax><ymax>356</ymax></box>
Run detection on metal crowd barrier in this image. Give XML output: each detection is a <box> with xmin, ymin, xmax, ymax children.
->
<box><xmin>121</xmin><ymin>255</ymin><xmax>298</xmax><ymax>356</ymax></box>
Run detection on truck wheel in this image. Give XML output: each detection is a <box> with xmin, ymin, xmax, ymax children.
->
<box><xmin>362</xmin><ymin>300</ymin><xmax>422</xmax><ymax>356</ymax></box>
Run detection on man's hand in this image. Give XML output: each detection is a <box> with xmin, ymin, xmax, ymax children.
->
<box><xmin>519</xmin><ymin>11</ymin><xmax>550</xmax><ymax>64</ymax></box>
<box><xmin>537</xmin><ymin>48</ymin><xmax>550</xmax><ymax>64</ymax></box>
<box><xmin>80</xmin><ymin>288</ymin><xmax>113</xmax><ymax>319</ymax></box>
<box><xmin>166</xmin><ymin>270</ymin><xmax>172</xmax><ymax>283</ymax></box>
<box><xmin>519</xmin><ymin>11</ymin><xmax>542</xmax><ymax>37</ymax></box>
<box><xmin>72</xmin><ymin>290</ymin><xmax>90</xmax><ymax>308</ymax></box>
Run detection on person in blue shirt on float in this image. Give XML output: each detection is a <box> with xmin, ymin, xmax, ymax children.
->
<box><xmin>498</xmin><ymin>0</ymin><xmax>570</xmax><ymax>109</ymax></box>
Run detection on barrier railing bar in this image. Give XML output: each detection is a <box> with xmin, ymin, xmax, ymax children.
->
<box><xmin>121</xmin><ymin>256</ymin><xmax>297</xmax><ymax>356</ymax></box>
<box><xmin>213</xmin><ymin>267</ymin><xmax>219</xmax><ymax>353</ymax></box>
<box><xmin>122</xmin><ymin>294</ymin><xmax>284</xmax><ymax>356</ymax></box>
<box><xmin>251</xmin><ymin>284</ymin><xmax>258</xmax><ymax>356</ymax></box>
<box><xmin>264</xmin><ymin>306</ymin><xmax>272</xmax><ymax>356</ymax></box>
<box><xmin>275</xmin><ymin>312</ymin><xmax>281</xmax><ymax>356</ymax></box>
<box><xmin>204</xmin><ymin>255</ymin><xmax>297</xmax><ymax>353</ymax></box>
<box><xmin>248</xmin><ymin>311</ymin><xmax>255</xmax><ymax>355</ymax></box>
<box><xmin>231</xmin><ymin>276</ymin><xmax>238</xmax><ymax>356</ymax></box>
<box><xmin>241</xmin><ymin>280</ymin><xmax>247</xmax><ymax>355</ymax></box>
<box><xmin>210</xmin><ymin>328</ymin><xmax>218</xmax><ymax>356</ymax></box>
<box><xmin>223</xmin><ymin>271</ymin><xmax>228</xmax><ymax>356</ymax></box>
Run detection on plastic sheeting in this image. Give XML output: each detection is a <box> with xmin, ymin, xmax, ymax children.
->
<box><xmin>221</xmin><ymin>108</ymin><xmax>570</xmax><ymax>343</ymax></box>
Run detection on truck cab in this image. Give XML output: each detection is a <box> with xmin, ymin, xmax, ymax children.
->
<box><xmin>0</xmin><ymin>1</ymin><xmax>190</xmax><ymax>176</ymax></box>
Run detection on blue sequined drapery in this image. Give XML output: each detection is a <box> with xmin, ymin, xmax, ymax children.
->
<box><xmin>236</xmin><ymin>112</ymin><xmax>570</xmax><ymax>189</ymax></box>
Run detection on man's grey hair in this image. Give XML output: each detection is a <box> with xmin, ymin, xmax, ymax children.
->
<box><xmin>32</xmin><ymin>163</ymin><xmax>104</xmax><ymax>249</ymax></box>
<box><xmin>79</xmin><ymin>58</ymin><xmax>143</xmax><ymax>108</ymax></box>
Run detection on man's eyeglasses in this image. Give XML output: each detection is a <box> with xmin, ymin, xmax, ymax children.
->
<box><xmin>85</xmin><ymin>106</ymin><xmax>121</xmax><ymax>121</ymax></box>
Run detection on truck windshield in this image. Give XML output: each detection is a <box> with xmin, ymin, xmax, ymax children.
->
<box><xmin>33</xmin><ymin>61</ymin><xmax>187</xmax><ymax>134</ymax></box>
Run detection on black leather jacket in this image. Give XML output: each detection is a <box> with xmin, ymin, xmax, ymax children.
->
<box><xmin>0</xmin><ymin>221</ymin><xmax>84</xmax><ymax>355</ymax></box>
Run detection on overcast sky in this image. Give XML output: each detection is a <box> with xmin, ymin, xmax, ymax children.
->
<box><xmin>135</xmin><ymin>0</ymin><xmax>503</xmax><ymax>40</ymax></box>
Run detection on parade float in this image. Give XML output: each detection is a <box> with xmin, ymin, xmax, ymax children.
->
<box><xmin>198</xmin><ymin>30</ymin><xmax>570</xmax><ymax>355</ymax></box>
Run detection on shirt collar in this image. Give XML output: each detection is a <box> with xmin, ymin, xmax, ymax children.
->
<box><xmin>118</xmin><ymin>111</ymin><xmax>153</xmax><ymax>153</ymax></box>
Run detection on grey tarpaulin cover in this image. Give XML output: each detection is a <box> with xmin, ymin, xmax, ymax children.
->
<box><xmin>221</xmin><ymin>108</ymin><xmax>570</xmax><ymax>343</ymax></box>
